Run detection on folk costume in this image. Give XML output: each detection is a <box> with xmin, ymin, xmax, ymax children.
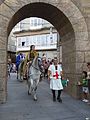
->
<box><xmin>48</xmin><ymin>64</ymin><xmax>63</xmax><ymax>90</ymax></box>
<box><xmin>48</xmin><ymin>63</ymin><xmax>63</xmax><ymax>102</ymax></box>
<box><xmin>28</xmin><ymin>50</ymin><xmax>38</xmax><ymax>62</ymax></box>
<box><xmin>23</xmin><ymin>50</ymin><xmax>38</xmax><ymax>79</ymax></box>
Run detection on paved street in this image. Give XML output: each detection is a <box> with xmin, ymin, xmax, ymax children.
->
<box><xmin>0</xmin><ymin>73</ymin><xmax>90</xmax><ymax>120</ymax></box>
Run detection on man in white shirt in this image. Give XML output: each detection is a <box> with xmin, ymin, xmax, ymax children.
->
<box><xmin>48</xmin><ymin>57</ymin><xmax>63</xmax><ymax>102</ymax></box>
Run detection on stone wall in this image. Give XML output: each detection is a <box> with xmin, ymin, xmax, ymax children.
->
<box><xmin>0</xmin><ymin>0</ymin><xmax>90</xmax><ymax>102</ymax></box>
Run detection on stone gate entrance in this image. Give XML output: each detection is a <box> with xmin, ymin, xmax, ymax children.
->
<box><xmin>0</xmin><ymin>0</ymin><xmax>90</xmax><ymax>103</ymax></box>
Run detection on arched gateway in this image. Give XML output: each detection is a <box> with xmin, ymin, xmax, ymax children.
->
<box><xmin>0</xmin><ymin>0</ymin><xmax>89</xmax><ymax>103</ymax></box>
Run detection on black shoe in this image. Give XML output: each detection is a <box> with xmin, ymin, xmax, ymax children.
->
<box><xmin>57</xmin><ymin>96</ymin><xmax>59</xmax><ymax>100</ymax></box>
<box><xmin>57</xmin><ymin>97</ymin><xmax>62</xmax><ymax>103</ymax></box>
<box><xmin>53</xmin><ymin>97</ymin><xmax>56</xmax><ymax>102</ymax></box>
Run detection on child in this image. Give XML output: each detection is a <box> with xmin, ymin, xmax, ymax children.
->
<box><xmin>82</xmin><ymin>71</ymin><xmax>89</xmax><ymax>102</ymax></box>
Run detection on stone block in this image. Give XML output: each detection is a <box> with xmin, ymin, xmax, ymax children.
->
<box><xmin>75</xmin><ymin>40</ymin><xmax>90</xmax><ymax>51</ymax></box>
<box><xmin>85</xmin><ymin>17</ymin><xmax>90</xmax><ymax>31</ymax></box>
<box><xmin>63</xmin><ymin>63</ymin><xmax>76</xmax><ymax>74</ymax></box>
<box><xmin>0</xmin><ymin>90</ymin><xmax>7</xmax><ymax>103</ymax></box>
<box><xmin>0</xmin><ymin>27</ymin><xmax>7</xmax><ymax>37</ymax></box>
<box><xmin>0</xmin><ymin>3</ymin><xmax>15</xmax><ymax>18</ymax></box>
<box><xmin>73</xmin><ymin>18</ymin><xmax>87</xmax><ymax>32</ymax></box>
<box><xmin>75</xmin><ymin>62</ymin><xmax>87</xmax><ymax>73</ymax></box>
<box><xmin>75</xmin><ymin>31</ymin><xmax>88</xmax><ymax>41</ymax></box>
<box><xmin>76</xmin><ymin>52</ymin><xmax>85</xmax><ymax>63</ymax></box>
<box><xmin>0</xmin><ymin>15</ymin><xmax>9</xmax><ymax>28</ymax></box>
<box><xmin>57</xmin><ymin>1</ymin><xmax>79</xmax><ymax>18</ymax></box>
<box><xmin>59</xmin><ymin>23</ymin><xmax>74</xmax><ymax>37</ymax></box>
<box><xmin>81</xmin><ymin>0</ymin><xmax>90</xmax><ymax>7</ymax></box>
<box><xmin>85</xmin><ymin>52</ymin><xmax>90</xmax><ymax>62</ymax></box>
<box><xmin>5</xmin><ymin>0</ymin><xmax>39</xmax><ymax>12</ymax></box>
<box><xmin>0</xmin><ymin>51</ymin><xmax>7</xmax><ymax>63</ymax></box>
<box><xmin>61</xmin><ymin>31</ymin><xmax>74</xmax><ymax>42</ymax></box>
<box><xmin>62</xmin><ymin>52</ymin><xmax>76</xmax><ymax>63</ymax></box>
<box><xmin>30</xmin><ymin>0</ymin><xmax>41</xmax><ymax>3</ymax></box>
<box><xmin>62</xmin><ymin>39</ymin><xmax>75</xmax><ymax>54</ymax></box>
<box><xmin>4</xmin><ymin>0</ymin><xmax>22</xmax><ymax>11</ymax></box>
<box><xmin>0</xmin><ymin>64</ymin><xmax>7</xmax><ymax>77</ymax></box>
<box><xmin>48</xmin><ymin>0</ymin><xmax>60</xmax><ymax>6</ymax></box>
<box><xmin>69</xmin><ymin>12</ymin><xmax>83</xmax><ymax>25</ymax></box>
<box><xmin>0</xmin><ymin>77</ymin><xmax>6</xmax><ymax>91</ymax></box>
<box><xmin>0</xmin><ymin>77</ymin><xmax>7</xmax><ymax>103</ymax></box>
<box><xmin>88</xmin><ymin>32</ymin><xmax>90</xmax><ymax>41</ymax></box>
<box><xmin>0</xmin><ymin>36</ymin><xmax>7</xmax><ymax>49</ymax></box>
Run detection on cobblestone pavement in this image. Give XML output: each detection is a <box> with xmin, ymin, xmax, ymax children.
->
<box><xmin>0</xmin><ymin>73</ymin><xmax>90</xmax><ymax>120</ymax></box>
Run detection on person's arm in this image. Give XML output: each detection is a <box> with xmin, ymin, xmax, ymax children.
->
<box><xmin>48</xmin><ymin>65</ymin><xmax>52</xmax><ymax>80</ymax></box>
<box><xmin>60</xmin><ymin>71</ymin><xmax>64</xmax><ymax>79</ymax></box>
<box><xmin>48</xmin><ymin>70</ymin><xmax>51</xmax><ymax>80</ymax></box>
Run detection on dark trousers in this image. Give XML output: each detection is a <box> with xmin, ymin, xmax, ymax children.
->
<box><xmin>52</xmin><ymin>90</ymin><xmax>62</xmax><ymax>99</ymax></box>
<box><xmin>88</xmin><ymin>79</ymin><xmax>90</xmax><ymax>93</ymax></box>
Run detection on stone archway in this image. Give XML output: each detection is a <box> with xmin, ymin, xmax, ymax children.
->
<box><xmin>0</xmin><ymin>0</ymin><xmax>89</xmax><ymax>103</ymax></box>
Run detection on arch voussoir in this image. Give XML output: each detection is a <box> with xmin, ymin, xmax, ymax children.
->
<box><xmin>0</xmin><ymin>0</ymin><xmax>89</xmax><ymax>102</ymax></box>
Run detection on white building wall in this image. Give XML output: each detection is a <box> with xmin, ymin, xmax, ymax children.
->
<box><xmin>14</xmin><ymin>17</ymin><xmax>53</xmax><ymax>32</ymax></box>
<box><xmin>13</xmin><ymin>17</ymin><xmax>60</xmax><ymax>60</ymax></box>
<box><xmin>16</xmin><ymin>33</ymin><xmax>57</xmax><ymax>51</ymax></box>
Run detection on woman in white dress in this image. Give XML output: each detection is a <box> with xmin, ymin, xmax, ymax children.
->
<box><xmin>48</xmin><ymin>57</ymin><xmax>63</xmax><ymax>102</ymax></box>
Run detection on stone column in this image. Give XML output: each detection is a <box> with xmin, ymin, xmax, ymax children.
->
<box><xmin>0</xmin><ymin>15</ymin><xmax>8</xmax><ymax>103</ymax></box>
<box><xmin>0</xmin><ymin>37</ymin><xmax>7</xmax><ymax>103</ymax></box>
<box><xmin>61</xmin><ymin>31</ymin><xmax>78</xmax><ymax>98</ymax></box>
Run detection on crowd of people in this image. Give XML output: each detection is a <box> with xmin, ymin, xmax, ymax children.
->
<box><xmin>14</xmin><ymin>45</ymin><xmax>67</xmax><ymax>103</ymax></box>
<box><xmin>7</xmin><ymin>45</ymin><xmax>90</xmax><ymax>104</ymax></box>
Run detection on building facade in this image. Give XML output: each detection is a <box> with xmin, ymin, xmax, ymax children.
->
<box><xmin>13</xmin><ymin>17</ymin><xmax>62</xmax><ymax>60</ymax></box>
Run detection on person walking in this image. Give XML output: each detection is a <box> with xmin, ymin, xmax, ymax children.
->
<box><xmin>48</xmin><ymin>57</ymin><xmax>63</xmax><ymax>102</ymax></box>
<box><xmin>16</xmin><ymin>53</ymin><xmax>24</xmax><ymax>72</ymax></box>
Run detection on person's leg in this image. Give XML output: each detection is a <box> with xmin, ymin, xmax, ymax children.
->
<box><xmin>57</xmin><ymin>90</ymin><xmax>62</xmax><ymax>102</ymax></box>
<box><xmin>52</xmin><ymin>90</ymin><xmax>56</xmax><ymax>101</ymax></box>
<box><xmin>88</xmin><ymin>80</ymin><xmax>90</xmax><ymax>94</ymax></box>
<box><xmin>83</xmin><ymin>92</ymin><xmax>88</xmax><ymax>100</ymax></box>
<box><xmin>88</xmin><ymin>80</ymin><xmax>90</xmax><ymax>104</ymax></box>
<box><xmin>46</xmin><ymin>69</ymin><xmax>48</xmax><ymax>77</ymax></box>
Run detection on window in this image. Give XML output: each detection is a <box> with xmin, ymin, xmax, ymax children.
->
<box><xmin>30</xmin><ymin>19</ymin><xmax>33</xmax><ymax>26</ymax></box>
<box><xmin>22</xmin><ymin>42</ymin><xmax>25</xmax><ymax>46</ymax></box>
<box><xmin>34</xmin><ymin>19</ymin><xmax>37</xmax><ymax>26</ymax></box>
